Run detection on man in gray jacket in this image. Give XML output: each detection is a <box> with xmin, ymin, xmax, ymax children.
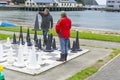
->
<box><xmin>38</xmin><ymin>8</ymin><xmax>53</xmax><ymax>45</ymax></box>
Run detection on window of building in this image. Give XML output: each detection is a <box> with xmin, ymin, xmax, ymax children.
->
<box><xmin>62</xmin><ymin>3</ymin><xmax>63</xmax><ymax>6</ymax></box>
<box><xmin>112</xmin><ymin>1</ymin><xmax>115</xmax><ymax>3</ymax></box>
<box><xmin>27</xmin><ymin>3</ymin><xmax>29</xmax><ymax>5</ymax></box>
<box><xmin>118</xmin><ymin>1</ymin><xmax>120</xmax><ymax>3</ymax></box>
<box><xmin>108</xmin><ymin>5</ymin><xmax>114</xmax><ymax>7</ymax></box>
<box><xmin>107</xmin><ymin>1</ymin><xmax>111</xmax><ymax>3</ymax></box>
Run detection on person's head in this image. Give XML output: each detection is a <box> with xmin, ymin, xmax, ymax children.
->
<box><xmin>44</xmin><ymin>8</ymin><xmax>49</xmax><ymax>15</ymax></box>
<box><xmin>61</xmin><ymin>11</ymin><xmax>67</xmax><ymax>18</ymax></box>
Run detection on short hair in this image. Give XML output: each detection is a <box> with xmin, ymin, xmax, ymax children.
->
<box><xmin>44</xmin><ymin>8</ymin><xmax>49</xmax><ymax>13</ymax></box>
<box><xmin>61</xmin><ymin>11</ymin><xmax>67</xmax><ymax>18</ymax></box>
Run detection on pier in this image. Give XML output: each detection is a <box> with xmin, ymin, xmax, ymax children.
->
<box><xmin>0</xmin><ymin>6</ymin><xmax>85</xmax><ymax>11</ymax></box>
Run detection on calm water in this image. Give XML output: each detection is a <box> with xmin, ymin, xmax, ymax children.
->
<box><xmin>0</xmin><ymin>10</ymin><xmax>120</xmax><ymax>31</ymax></box>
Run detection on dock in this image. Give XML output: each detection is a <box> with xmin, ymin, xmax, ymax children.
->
<box><xmin>0</xmin><ymin>6</ymin><xmax>85</xmax><ymax>11</ymax></box>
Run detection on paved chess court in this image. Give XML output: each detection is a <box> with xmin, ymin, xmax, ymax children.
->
<box><xmin>0</xmin><ymin>40</ymin><xmax>89</xmax><ymax>75</ymax></box>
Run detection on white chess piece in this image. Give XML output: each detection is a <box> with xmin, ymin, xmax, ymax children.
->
<box><xmin>7</xmin><ymin>47</ymin><xmax>15</xmax><ymax>64</ymax></box>
<box><xmin>23</xmin><ymin>42</ymin><xmax>29</xmax><ymax>56</ymax></box>
<box><xmin>37</xmin><ymin>51</ymin><xmax>45</xmax><ymax>65</ymax></box>
<box><xmin>13</xmin><ymin>43</ymin><xmax>25</xmax><ymax>68</ymax></box>
<box><xmin>27</xmin><ymin>44</ymin><xmax>41</xmax><ymax>70</ymax></box>
<box><xmin>5</xmin><ymin>37</ymin><xmax>11</xmax><ymax>47</ymax></box>
<box><xmin>0</xmin><ymin>44</ymin><xmax>7</xmax><ymax>62</ymax></box>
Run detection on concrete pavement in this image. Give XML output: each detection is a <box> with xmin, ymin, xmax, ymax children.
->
<box><xmin>0</xmin><ymin>30</ymin><xmax>120</xmax><ymax>80</ymax></box>
<box><xmin>4</xmin><ymin>46</ymin><xmax>112</xmax><ymax>80</ymax></box>
<box><xmin>87</xmin><ymin>54</ymin><xmax>120</xmax><ymax>80</ymax></box>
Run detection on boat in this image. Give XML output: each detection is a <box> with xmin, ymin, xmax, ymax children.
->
<box><xmin>0</xmin><ymin>21</ymin><xmax>17</xmax><ymax>27</ymax></box>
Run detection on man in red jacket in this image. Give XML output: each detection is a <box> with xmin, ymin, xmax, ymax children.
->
<box><xmin>55</xmin><ymin>11</ymin><xmax>71</xmax><ymax>61</ymax></box>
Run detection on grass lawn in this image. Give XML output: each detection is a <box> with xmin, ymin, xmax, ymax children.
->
<box><xmin>0</xmin><ymin>34</ymin><xmax>12</xmax><ymax>40</ymax></box>
<box><xmin>67</xmin><ymin>49</ymin><xmax>120</xmax><ymax>80</ymax></box>
<box><xmin>0</xmin><ymin>27</ymin><xmax>120</xmax><ymax>42</ymax></box>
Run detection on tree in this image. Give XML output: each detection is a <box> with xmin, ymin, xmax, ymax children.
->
<box><xmin>75</xmin><ymin>0</ymin><xmax>85</xmax><ymax>5</ymax></box>
<box><xmin>12</xmin><ymin>0</ymin><xmax>26</xmax><ymax>4</ymax></box>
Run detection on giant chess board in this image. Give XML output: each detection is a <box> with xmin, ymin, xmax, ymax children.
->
<box><xmin>0</xmin><ymin>38</ymin><xmax>89</xmax><ymax>75</ymax></box>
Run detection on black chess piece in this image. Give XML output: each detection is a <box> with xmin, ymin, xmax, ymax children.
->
<box><xmin>68</xmin><ymin>39</ymin><xmax>71</xmax><ymax>49</ymax></box>
<box><xmin>71</xmin><ymin>41</ymin><xmax>77</xmax><ymax>53</ymax></box>
<box><xmin>12</xmin><ymin>33</ymin><xmax>17</xmax><ymax>44</ymax></box>
<box><xmin>44</xmin><ymin>34</ymin><xmax>54</xmax><ymax>52</ymax></box>
<box><xmin>37</xmin><ymin>39</ymin><xmax>42</xmax><ymax>50</ymax></box>
<box><xmin>26</xmin><ymin>28</ymin><xmax>30</xmax><ymax>42</ymax></box>
<box><xmin>52</xmin><ymin>38</ymin><xmax>57</xmax><ymax>50</ymax></box>
<box><xmin>34</xmin><ymin>30</ymin><xmax>38</xmax><ymax>47</ymax></box>
<box><xmin>33</xmin><ymin>14</ymin><xmax>39</xmax><ymax>30</ymax></box>
<box><xmin>75</xmin><ymin>31</ymin><xmax>82</xmax><ymax>51</ymax></box>
<box><xmin>18</xmin><ymin>26</ymin><xmax>25</xmax><ymax>45</ymax></box>
<box><xmin>50</xmin><ymin>33</ymin><xmax>53</xmax><ymax>43</ymax></box>
<box><xmin>27</xmin><ymin>37</ymin><xmax>32</xmax><ymax>46</ymax></box>
<box><xmin>34</xmin><ymin>30</ymin><xmax>38</xmax><ymax>41</ymax></box>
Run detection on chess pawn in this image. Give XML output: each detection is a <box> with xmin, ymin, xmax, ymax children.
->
<box><xmin>13</xmin><ymin>43</ymin><xmax>25</xmax><ymax>68</ymax></box>
<box><xmin>71</xmin><ymin>41</ymin><xmax>77</xmax><ymax>53</ymax></box>
<box><xmin>7</xmin><ymin>47</ymin><xmax>15</xmax><ymax>64</ymax></box>
<box><xmin>5</xmin><ymin>37</ymin><xmax>11</xmax><ymax>48</ymax></box>
<box><xmin>0</xmin><ymin>44</ymin><xmax>7</xmax><ymax>62</ymax></box>
<box><xmin>12</xmin><ymin>33</ymin><xmax>17</xmax><ymax>44</ymax></box>
<box><xmin>27</xmin><ymin>45</ymin><xmax>41</xmax><ymax>70</ymax></box>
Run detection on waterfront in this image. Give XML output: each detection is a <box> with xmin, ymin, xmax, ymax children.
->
<box><xmin>0</xmin><ymin>10</ymin><xmax>120</xmax><ymax>31</ymax></box>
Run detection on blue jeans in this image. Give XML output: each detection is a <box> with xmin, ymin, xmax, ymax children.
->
<box><xmin>59</xmin><ymin>38</ymin><xmax>69</xmax><ymax>54</ymax></box>
<box><xmin>43</xmin><ymin>30</ymin><xmax>48</xmax><ymax>44</ymax></box>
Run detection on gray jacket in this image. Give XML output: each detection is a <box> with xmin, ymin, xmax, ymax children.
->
<box><xmin>39</xmin><ymin>12</ymin><xmax>53</xmax><ymax>31</ymax></box>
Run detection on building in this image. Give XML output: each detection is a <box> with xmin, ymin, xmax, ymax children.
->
<box><xmin>106</xmin><ymin>0</ymin><xmax>120</xmax><ymax>10</ymax></box>
<box><xmin>0</xmin><ymin>0</ymin><xmax>12</xmax><ymax>6</ymax></box>
<box><xmin>25</xmin><ymin>0</ymin><xmax>82</xmax><ymax>7</ymax></box>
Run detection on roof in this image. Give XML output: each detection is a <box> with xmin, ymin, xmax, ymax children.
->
<box><xmin>35</xmin><ymin>0</ymin><xmax>55</xmax><ymax>3</ymax></box>
<box><xmin>56</xmin><ymin>0</ymin><xmax>76</xmax><ymax>3</ymax></box>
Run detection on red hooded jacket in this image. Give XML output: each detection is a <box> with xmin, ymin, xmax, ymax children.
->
<box><xmin>55</xmin><ymin>17</ymin><xmax>71</xmax><ymax>38</ymax></box>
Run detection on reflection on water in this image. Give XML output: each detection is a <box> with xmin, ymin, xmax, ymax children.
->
<box><xmin>0</xmin><ymin>10</ymin><xmax>120</xmax><ymax>31</ymax></box>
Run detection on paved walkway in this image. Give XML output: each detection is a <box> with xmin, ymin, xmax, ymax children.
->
<box><xmin>4</xmin><ymin>46</ymin><xmax>112</xmax><ymax>80</ymax></box>
<box><xmin>87</xmin><ymin>54</ymin><xmax>120</xmax><ymax>80</ymax></box>
<box><xmin>1</xmin><ymin>30</ymin><xmax>120</xmax><ymax>49</ymax></box>
<box><xmin>1</xmin><ymin>30</ymin><xmax>120</xmax><ymax>80</ymax></box>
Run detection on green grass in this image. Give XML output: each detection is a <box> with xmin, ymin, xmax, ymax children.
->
<box><xmin>97</xmin><ymin>59</ymin><xmax>104</xmax><ymax>63</ymax></box>
<box><xmin>109</xmin><ymin>48</ymin><xmax>120</xmax><ymax>59</ymax></box>
<box><xmin>66</xmin><ymin>66</ymin><xmax>98</xmax><ymax>80</ymax></box>
<box><xmin>0</xmin><ymin>34</ymin><xmax>12</xmax><ymax>40</ymax></box>
<box><xmin>0</xmin><ymin>27</ymin><xmax>120</xmax><ymax>43</ymax></box>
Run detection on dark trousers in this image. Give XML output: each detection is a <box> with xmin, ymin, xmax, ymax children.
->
<box><xmin>42</xmin><ymin>30</ymin><xmax>48</xmax><ymax>44</ymax></box>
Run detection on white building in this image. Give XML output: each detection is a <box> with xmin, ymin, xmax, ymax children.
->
<box><xmin>0</xmin><ymin>0</ymin><xmax>12</xmax><ymax>6</ymax></box>
<box><xmin>106</xmin><ymin>0</ymin><xmax>120</xmax><ymax>10</ymax></box>
<box><xmin>25</xmin><ymin>0</ymin><xmax>82</xmax><ymax>7</ymax></box>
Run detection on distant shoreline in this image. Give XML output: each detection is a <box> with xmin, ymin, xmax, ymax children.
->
<box><xmin>72</xmin><ymin>27</ymin><xmax>120</xmax><ymax>36</ymax></box>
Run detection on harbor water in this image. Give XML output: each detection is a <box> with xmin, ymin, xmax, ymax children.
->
<box><xmin>0</xmin><ymin>10</ymin><xmax>120</xmax><ymax>31</ymax></box>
